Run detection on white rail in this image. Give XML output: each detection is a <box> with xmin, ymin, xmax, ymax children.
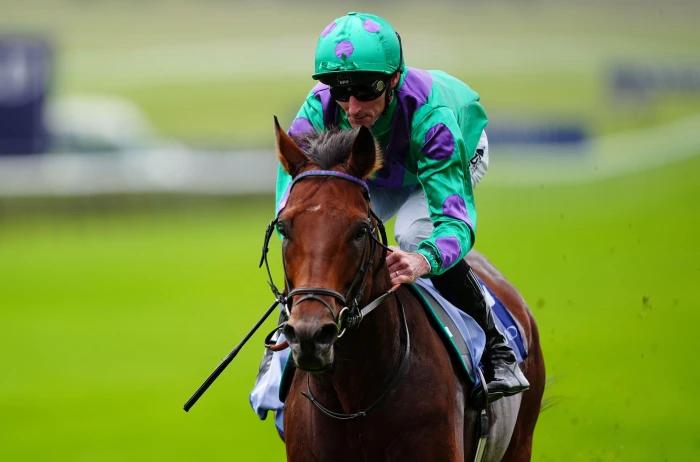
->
<box><xmin>0</xmin><ymin>147</ymin><xmax>278</xmax><ymax>196</ymax></box>
<box><xmin>1</xmin><ymin>112</ymin><xmax>699</xmax><ymax>196</ymax></box>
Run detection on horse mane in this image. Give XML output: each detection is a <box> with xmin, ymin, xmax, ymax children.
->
<box><xmin>292</xmin><ymin>128</ymin><xmax>383</xmax><ymax>178</ymax></box>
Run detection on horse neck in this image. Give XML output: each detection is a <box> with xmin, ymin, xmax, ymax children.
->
<box><xmin>319</xmin><ymin>266</ymin><xmax>403</xmax><ymax>405</ymax></box>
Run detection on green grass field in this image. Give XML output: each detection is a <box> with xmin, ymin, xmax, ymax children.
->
<box><xmin>1</xmin><ymin>0</ymin><xmax>699</xmax><ymax>459</ymax></box>
<box><xmin>1</xmin><ymin>155</ymin><xmax>698</xmax><ymax>461</ymax></box>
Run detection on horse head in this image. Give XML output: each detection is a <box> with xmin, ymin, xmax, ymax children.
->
<box><xmin>273</xmin><ymin>117</ymin><xmax>387</xmax><ymax>372</ymax></box>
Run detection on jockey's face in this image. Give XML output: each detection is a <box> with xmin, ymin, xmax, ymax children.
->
<box><xmin>337</xmin><ymin>72</ymin><xmax>401</xmax><ymax>128</ymax></box>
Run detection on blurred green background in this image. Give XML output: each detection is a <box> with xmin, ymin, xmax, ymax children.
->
<box><xmin>1</xmin><ymin>0</ymin><xmax>699</xmax><ymax>460</ymax></box>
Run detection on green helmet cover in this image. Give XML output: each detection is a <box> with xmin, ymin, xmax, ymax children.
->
<box><xmin>313</xmin><ymin>12</ymin><xmax>403</xmax><ymax>81</ymax></box>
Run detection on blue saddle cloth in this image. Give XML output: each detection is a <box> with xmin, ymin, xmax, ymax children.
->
<box><xmin>249</xmin><ymin>277</ymin><xmax>528</xmax><ymax>437</ymax></box>
<box><xmin>409</xmin><ymin>279</ymin><xmax>527</xmax><ymax>385</ymax></box>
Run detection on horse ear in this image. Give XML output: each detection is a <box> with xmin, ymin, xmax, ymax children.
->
<box><xmin>348</xmin><ymin>126</ymin><xmax>383</xmax><ymax>179</ymax></box>
<box><xmin>274</xmin><ymin>116</ymin><xmax>308</xmax><ymax>176</ymax></box>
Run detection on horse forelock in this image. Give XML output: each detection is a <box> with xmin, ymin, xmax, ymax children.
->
<box><xmin>292</xmin><ymin>128</ymin><xmax>383</xmax><ymax>178</ymax></box>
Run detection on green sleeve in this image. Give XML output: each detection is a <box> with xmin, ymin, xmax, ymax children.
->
<box><xmin>274</xmin><ymin>90</ymin><xmax>326</xmax><ymax>213</ymax></box>
<box><xmin>413</xmin><ymin>103</ymin><xmax>487</xmax><ymax>276</ymax></box>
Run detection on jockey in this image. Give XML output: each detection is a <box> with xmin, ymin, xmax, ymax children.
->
<box><xmin>279</xmin><ymin>12</ymin><xmax>529</xmax><ymax>400</ymax></box>
<box><xmin>259</xmin><ymin>11</ymin><xmax>528</xmax><ymax>409</ymax></box>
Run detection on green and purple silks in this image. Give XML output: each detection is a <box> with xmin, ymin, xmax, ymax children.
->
<box><xmin>276</xmin><ymin>12</ymin><xmax>488</xmax><ymax>277</ymax></box>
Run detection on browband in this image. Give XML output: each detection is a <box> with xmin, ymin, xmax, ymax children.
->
<box><xmin>292</xmin><ymin>169</ymin><xmax>370</xmax><ymax>196</ymax></box>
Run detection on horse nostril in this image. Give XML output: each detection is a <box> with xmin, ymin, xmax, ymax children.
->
<box><xmin>314</xmin><ymin>323</ymin><xmax>339</xmax><ymax>345</ymax></box>
<box><xmin>283</xmin><ymin>323</ymin><xmax>297</xmax><ymax>343</ymax></box>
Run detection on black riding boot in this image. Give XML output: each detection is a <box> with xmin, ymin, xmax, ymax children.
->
<box><xmin>431</xmin><ymin>259</ymin><xmax>529</xmax><ymax>402</ymax></box>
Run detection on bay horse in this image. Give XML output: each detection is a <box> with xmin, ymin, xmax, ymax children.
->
<box><xmin>272</xmin><ymin>118</ymin><xmax>545</xmax><ymax>461</ymax></box>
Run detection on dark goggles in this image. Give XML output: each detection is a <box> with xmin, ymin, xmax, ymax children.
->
<box><xmin>330</xmin><ymin>78</ymin><xmax>389</xmax><ymax>102</ymax></box>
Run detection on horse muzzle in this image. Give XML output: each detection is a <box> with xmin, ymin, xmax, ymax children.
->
<box><xmin>283</xmin><ymin>318</ymin><xmax>339</xmax><ymax>372</ymax></box>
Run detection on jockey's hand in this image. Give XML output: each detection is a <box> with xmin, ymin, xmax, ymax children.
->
<box><xmin>386</xmin><ymin>247</ymin><xmax>431</xmax><ymax>285</ymax></box>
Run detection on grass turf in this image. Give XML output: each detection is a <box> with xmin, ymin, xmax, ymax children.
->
<box><xmin>1</xmin><ymin>154</ymin><xmax>698</xmax><ymax>460</ymax></box>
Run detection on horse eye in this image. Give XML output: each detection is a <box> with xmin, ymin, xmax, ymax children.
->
<box><xmin>277</xmin><ymin>222</ymin><xmax>289</xmax><ymax>239</ymax></box>
<box><xmin>353</xmin><ymin>225</ymin><xmax>368</xmax><ymax>241</ymax></box>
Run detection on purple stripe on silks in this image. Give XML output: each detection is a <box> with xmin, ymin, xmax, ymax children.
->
<box><xmin>288</xmin><ymin>117</ymin><xmax>315</xmax><ymax>138</ymax></box>
<box><xmin>312</xmin><ymin>83</ymin><xmax>339</xmax><ymax>128</ymax></box>
<box><xmin>363</xmin><ymin>19</ymin><xmax>381</xmax><ymax>32</ymax></box>
<box><xmin>335</xmin><ymin>40</ymin><xmax>354</xmax><ymax>59</ymax></box>
<box><xmin>422</xmin><ymin>123</ymin><xmax>455</xmax><ymax>160</ymax></box>
<box><xmin>368</xmin><ymin>159</ymin><xmax>408</xmax><ymax>189</ymax></box>
<box><xmin>321</xmin><ymin>21</ymin><xmax>337</xmax><ymax>37</ymax></box>
<box><xmin>374</xmin><ymin>68</ymin><xmax>433</xmax><ymax>188</ymax></box>
<box><xmin>442</xmin><ymin>194</ymin><xmax>471</xmax><ymax>225</ymax></box>
<box><xmin>435</xmin><ymin>236</ymin><xmax>462</xmax><ymax>270</ymax></box>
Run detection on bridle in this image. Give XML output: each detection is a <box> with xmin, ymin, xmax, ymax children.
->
<box><xmin>258</xmin><ymin>169</ymin><xmax>411</xmax><ymax>421</ymax></box>
<box><xmin>260</xmin><ymin>169</ymin><xmax>396</xmax><ymax>341</ymax></box>
<box><xmin>182</xmin><ymin>168</ymin><xmax>399</xmax><ymax>415</ymax></box>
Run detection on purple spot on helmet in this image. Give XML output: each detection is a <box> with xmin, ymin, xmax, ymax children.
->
<box><xmin>422</xmin><ymin>123</ymin><xmax>455</xmax><ymax>160</ymax></box>
<box><xmin>288</xmin><ymin>117</ymin><xmax>314</xmax><ymax>138</ymax></box>
<box><xmin>363</xmin><ymin>19</ymin><xmax>381</xmax><ymax>33</ymax></box>
<box><xmin>335</xmin><ymin>40</ymin><xmax>354</xmax><ymax>59</ymax></box>
<box><xmin>321</xmin><ymin>22</ymin><xmax>337</xmax><ymax>37</ymax></box>
<box><xmin>435</xmin><ymin>236</ymin><xmax>461</xmax><ymax>269</ymax></box>
<box><xmin>442</xmin><ymin>195</ymin><xmax>470</xmax><ymax>224</ymax></box>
